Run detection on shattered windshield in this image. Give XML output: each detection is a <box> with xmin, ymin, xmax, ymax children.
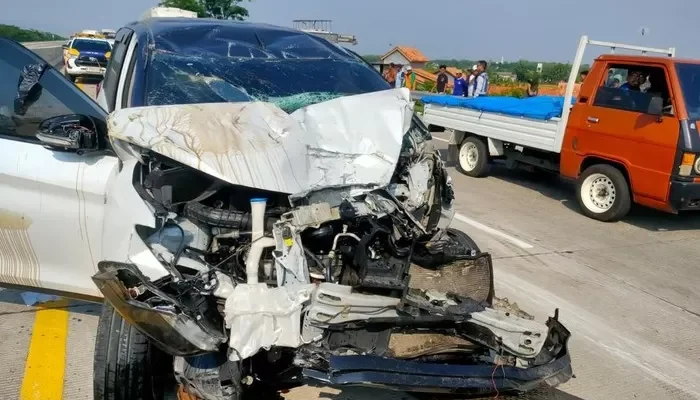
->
<box><xmin>145</xmin><ymin>24</ymin><xmax>390</xmax><ymax>113</ymax></box>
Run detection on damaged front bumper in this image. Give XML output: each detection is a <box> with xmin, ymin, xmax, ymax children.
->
<box><xmin>92</xmin><ymin>262</ymin><xmax>227</xmax><ymax>356</ymax></box>
<box><xmin>303</xmin><ymin>315</ymin><xmax>572</xmax><ymax>395</ymax></box>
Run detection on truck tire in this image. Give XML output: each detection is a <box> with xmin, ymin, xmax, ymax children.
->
<box><xmin>93</xmin><ymin>303</ymin><xmax>169</xmax><ymax>400</ymax></box>
<box><xmin>457</xmin><ymin>136</ymin><xmax>490</xmax><ymax>177</ymax></box>
<box><xmin>576</xmin><ymin>164</ymin><xmax>631</xmax><ymax>222</ymax></box>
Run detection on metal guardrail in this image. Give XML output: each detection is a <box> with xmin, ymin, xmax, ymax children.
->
<box><xmin>22</xmin><ymin>40</ymin><xmax>66</xmax><ymax>49</ymax></box>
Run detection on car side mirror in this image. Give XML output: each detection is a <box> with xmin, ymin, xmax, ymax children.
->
<box><xmin>36</xmin><ymin>114</ymin><xmax>99</xmax><ymax>154</ymax></box>
<box><xmin>647</xmin><ymin>96</ymin><xmax>664</xmax><ymax>117</ymax></box>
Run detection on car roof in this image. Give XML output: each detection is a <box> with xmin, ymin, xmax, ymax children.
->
<box><xmin>131</xmin><ymin>17</ymin><xmax>304</xmax><ymax>35</ymax></box>
<box><xmin>128</xmin><ymin>17</ymin><xmax>333</xmax><ymax>50</ymax></box>
<box><xmin>125</xmin><ymin>17</ymin><xmax>358</xmax><ymax>61</ymax></box>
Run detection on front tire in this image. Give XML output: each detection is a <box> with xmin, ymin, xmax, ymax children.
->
<box><xmin>576</xmin><ymin>164</ymin><xmax>631</xmax><ymax>222</ymax></box>
<box><xmin>457</xmin><ymin>136</ymin><xmax>490</xmax><ymax>177</ymax></box>
<box><xmin>93</xmin><ymin>304</ymin><xmax>169</xmax><ymax>400</ymax></box>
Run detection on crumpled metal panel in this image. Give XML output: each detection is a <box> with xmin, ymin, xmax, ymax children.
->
<box><xmin>107</xmin><ymin>88</ymin><xmax>413</xmax><ymax>195</ymax></box>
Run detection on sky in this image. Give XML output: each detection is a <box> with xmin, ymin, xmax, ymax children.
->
<box><xmin>2</xmin><ymin>0</ymin><xmax>697</xmax><ymax>63</ymax></box>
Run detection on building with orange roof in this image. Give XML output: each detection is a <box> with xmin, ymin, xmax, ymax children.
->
<box><xmin>380</xmin><ymin>45</ymin><xmax>429</xmax><ymax>68</ymax></box>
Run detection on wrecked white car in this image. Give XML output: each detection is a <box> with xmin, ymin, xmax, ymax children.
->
<box><xmin>0</xmin><ymin>19</ymin><xmax>571</xmax><ymax>400</ymax></box>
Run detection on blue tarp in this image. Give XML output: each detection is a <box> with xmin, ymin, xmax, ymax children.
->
<box><xmin>420</xmin><ymin>95</ymin><xmax>574</xmax><ymax>121</ymax></box>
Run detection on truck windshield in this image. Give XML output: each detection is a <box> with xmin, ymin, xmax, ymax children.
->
<box><xmin>676</xmin><ymin>63</ymin><xmax>700</xmax><ymax>120</ymax></box>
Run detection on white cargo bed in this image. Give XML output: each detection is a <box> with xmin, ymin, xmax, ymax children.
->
<box><xmin>421</xmin><ymin>35</ymin><xmax>676</xmax><ymax>156</ymax></box>
<box><xmin>423</xmin><ymin>104</ymin><xmax>563</xmax><ymax>153</ymax></box>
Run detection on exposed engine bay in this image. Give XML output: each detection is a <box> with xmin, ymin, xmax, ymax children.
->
<box><xmin>92</xmin><ymin>89</ymin><xmax>572</xmax><ymax>399</ymax></box>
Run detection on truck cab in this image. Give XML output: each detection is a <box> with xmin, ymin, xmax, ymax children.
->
<box><xmin>562</xmin><ymin>54</ymin><xmax>700</xmax><ymax>219</ymax></box>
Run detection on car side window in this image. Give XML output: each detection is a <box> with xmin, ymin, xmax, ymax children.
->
<box><xmin>0</xmin><ymin>40</ymin><xmax>106</xmax><ymax>142</ymax></box>
<box><xmin>102</xmin><ymin>29</ymin><xmax>133</xmax><ymax>112</ymax></box>
<box><xmin>593</xmin><ymin>63</ymin><xmax>674</xmax><ymax>115</ymax></box>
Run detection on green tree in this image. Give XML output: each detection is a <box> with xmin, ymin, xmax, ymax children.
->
<box><xmin>540</xmin><ymin>63</ymin><xmax>571</xmax><ymax>84</ymax></box>
<box><xmin>512</xmin><ymin>60</ymin><xmax>534</xmax><ymax>82</ymax></box>
<box><xmin>159</xmin><ymin>0</ymin><xmax>251</xmax><ymax>20</ymax></box>
<box><xmin>0</xmin><ymin>24</ymin><xmax>65</xmax><ymax>42</ymax></box>
<box><xmin>159</xmin><ymin>0</ymin><xmax>206</xmax><ymax>16</ymax></box>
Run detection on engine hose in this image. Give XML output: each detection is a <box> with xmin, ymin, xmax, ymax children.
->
<box><xmin>184</xmin><ymin>201</ymin><xmax>278</xmax><ymax>230</ymax></box>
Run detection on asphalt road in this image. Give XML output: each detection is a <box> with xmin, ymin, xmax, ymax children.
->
<box><xmin>2</xmin><ymin>88</ymin><xmax>700</xmax><ymax>400</ymax></box>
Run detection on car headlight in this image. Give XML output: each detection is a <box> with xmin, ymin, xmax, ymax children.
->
<box><xmin>694</xmin><ymin>156</ymin><xmax>700</xmax><ymax>175</ymax></box>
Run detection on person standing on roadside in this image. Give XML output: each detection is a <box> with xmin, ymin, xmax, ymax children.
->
<box><xmin>384</xmin><ymin>63</ymin><xmax>397</xmax><ymax>87</ymax></box>
<box><xmin>404</xmin><ymin>66</ymin><xmax>416</xmax><ymax>90</ymax></box>
<box><xmin>452</xmin><ymin>70</ymin><xmax>467</xmax><ymax>96</ymax></box>
<box><xmin>436</xmin><ymin>65</ymin><xmax>449</xmax><ymax>93</ymax></box>
<box><xmin>470</xmin><ymin>60</ymin><xmax>489</xmax><ymax>97</ymax></box>
<box><xmin>467</xmin><ymin>65</ymin><xmax>477</xmax><ymax>87</ymax></box>
<box><xmin>395</xmin><ymin>65</ymin><xmax>405</xmax><ymax>88</ymax></box>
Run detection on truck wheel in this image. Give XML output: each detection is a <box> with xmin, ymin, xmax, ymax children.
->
<box><xmin>576</xmin><ymin>164</ymin><xmax>631</xmax><ymax>222</ymax></box>
<box><xmin>93</xmin><ymin>303</ymin><xmax>170</xmax><ymax>400</ymax></box>
<box><xmin>457</xmin><ymin>136</ymin><xmax>490</xmax><ymax>177</ymax></box>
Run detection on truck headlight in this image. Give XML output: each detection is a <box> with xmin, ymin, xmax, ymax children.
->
<box><xmin>680</xmin><ymin>153</ymin><xmax>696</xmax><ymax>176</ymax></box>
<box><xmin>694</xmin><ymin>157</ymin><xmax>700</xmax><ymax>175</ymax></box>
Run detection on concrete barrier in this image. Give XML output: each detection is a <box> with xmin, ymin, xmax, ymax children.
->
<box><xmin>21</xmin><ymin>40</ymin><xmax>65</xmax><ymax>67</ymax></box>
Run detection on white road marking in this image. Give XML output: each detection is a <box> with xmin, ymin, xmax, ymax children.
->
<box><xmin>432</xmin><ymin>137</ymin><xmax>449</xmax><ymax>143</ymax></box>
<box><xmin>453</xmin><ymin>213</ymin><xmax>534</xmax><ymax>249</ymax></box>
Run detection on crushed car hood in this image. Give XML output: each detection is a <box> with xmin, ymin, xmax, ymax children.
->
<box><xmin>107</xmin><ymin>88</ymin><xmax>414</xmax><ymax>194</ymax></box>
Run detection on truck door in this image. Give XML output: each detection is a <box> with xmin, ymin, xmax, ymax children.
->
<box><xmin>571</xmin><ymin>62</ymin><xmax>679</xmax><ymax>203</ymax></box>
<box><xmin>0</xmin><ymin>38</ymin><xmax>119</xmax><ymax>298</ymax></box>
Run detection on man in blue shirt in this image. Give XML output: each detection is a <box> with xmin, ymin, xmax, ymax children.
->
<box><xmin>620</xmin><ymin>70</ymin><xmax>643</xmax><ymax>91</ymax></box>
<box><xmin>452</xmin><ymin>71</ymin><xmax>466</xmax><ymax>96</ymax></box>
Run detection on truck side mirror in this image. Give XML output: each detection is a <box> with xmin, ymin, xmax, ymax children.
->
<box><xmin>647</xmin><ymin>96</ymin><xmax>664</xmax><ymax>117</ymax></box>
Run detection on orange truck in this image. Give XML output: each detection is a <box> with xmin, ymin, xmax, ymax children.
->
<box><xmin>422</xmin><ymin>35</ymin><xmax>700</xmax><ymax>222</ymax></box>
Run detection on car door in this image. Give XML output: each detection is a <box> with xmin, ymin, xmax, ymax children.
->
<box><xmin>0</xmin><ymin>38</ymin><xmax>120</xmax><ymax>299</ymax></box>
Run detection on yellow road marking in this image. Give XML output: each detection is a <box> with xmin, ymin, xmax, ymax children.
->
<box><xmin>76</xmin><ymin>82</ymin><xmax>84</xmax><ymax>91</ymax></box>
<box><xmin>20</xmin><ymin>299</ymin><xmax>70</xmax><ymax>400</ymax></box>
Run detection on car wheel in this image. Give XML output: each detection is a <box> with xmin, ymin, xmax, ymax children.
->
<box><xmin>456</xmin><ymin>136</ymin><xmax>490</xmax><ymax>177</ymax></box>
<box><xmin>93</xmin><ymin>303</ymin><xmax>171</xmax><ymax>400</ymax></box>
<box><xmin>576</xmin><ymin>164</ymin><xmax>631</xmax><ymax>222</ymax></box>
<box><xmin>445</xmin><ymin>227</ymin><xmax>481</xmax><ymax>254</ymax></box>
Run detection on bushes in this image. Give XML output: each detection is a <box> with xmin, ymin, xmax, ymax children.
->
<box><xmin>498</xmin><ymin>87</ymin><xmax>527</xmax><ymax>98</ymax></box>
<box><xmin>0</xmin><ymin>24</ymin><xmax>65</xmax><ymax>42</ymax></box>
